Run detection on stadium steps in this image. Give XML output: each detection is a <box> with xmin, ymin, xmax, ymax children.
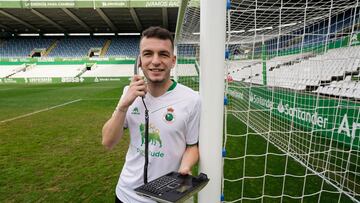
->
<box><xmin>4</xmin><ymin>64</ymin><xmax>28</xmax><ymax>78</ymax></box>
<box><xmin>100</xmin><ymin>39</ymin><xmax>111</xmax><ymax>57</ymax></box>
<box><xmin>194</xmin><ymin>60</ymin><xmax>200</xmax><ymax>75</ymax></box>
<box><xmin>75</xmin><ymin>64</ymin><xmax>89</xmax><ymax>77</ymax></box>
<box><xmin>44</xmin><ymin>40</ymin><xmax>59</xmax><ymax>56</ymax></box>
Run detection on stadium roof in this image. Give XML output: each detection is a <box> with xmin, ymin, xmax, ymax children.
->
<box><xmin>0</xmin><ymin>0</ymin><xmax>179</xmax><ymax>35</ymax></box>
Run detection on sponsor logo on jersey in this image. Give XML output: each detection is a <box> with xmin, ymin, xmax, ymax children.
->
<box><xmin>139</xmin><ymin>123</ymin><xmax>162</xmax><ymax>148</ymax></box>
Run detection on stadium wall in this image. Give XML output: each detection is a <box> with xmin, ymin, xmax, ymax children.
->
<box><xmin>0</xmin><ymin>57</ymin><xmax>196</xmax><ymax>65</ymax></box>
<box><xmin>0</xmin><ymin>57</ymin><xmax>135</xmax><ymax>65</ymax></box>
<box><xmin>0</xmin><ymin>77</ymin><xmax>126</xmax><ymax>84</ymax></box>
<box><xmin>229</xmin><ymin>82</ymin><xmax>360</xmax><ymax>149</ymax></box>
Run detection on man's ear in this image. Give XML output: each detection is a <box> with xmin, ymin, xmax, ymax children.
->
<box><xmin>172</xmin><ymin>55</ymin><xmax>177</xmax><ymax>68</ymax></box>
<box><xmin>137</xmin><ymin>55</ymin><xmax>142</xmax><ymax>68</ymax></box>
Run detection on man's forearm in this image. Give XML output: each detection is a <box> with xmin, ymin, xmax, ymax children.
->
<box><xmin>102</xmin><ymin>107</ymin><xmax>128</xmax><ymax>150</ymax></box>
<box><xmin>178</xmin><ymin>145</ymin><xmax>199</xmax><ymax>174</ymax></box>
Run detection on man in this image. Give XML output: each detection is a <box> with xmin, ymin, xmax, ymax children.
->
<box><xmin>102</xmin><ymin>26</ymin><xmax>201</xmax><ymax>203</ymax></box>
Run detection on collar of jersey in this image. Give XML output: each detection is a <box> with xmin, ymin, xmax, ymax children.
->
<box><xmin>167</xmin><ymin>79</ymin><xmax>177</xmax><ymax>92</ymax></box>
<box><xmin>145</xmin><ymin>79</ymin><xmax>177</xmax><ymax>100</ymax></box>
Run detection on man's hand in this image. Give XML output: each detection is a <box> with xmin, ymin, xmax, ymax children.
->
<box><xmin>178</xmin><ymin>166</ymin><xmax>192</xmax><ymax>175</ymax></box>
<box><xmin>178</xmin><ymin>145</ymin><xmax>199</xmax><ymax>175</ymax></box>
<box><xmin>118</xmin><ymin>75</ymin><xmax>147</xmax><ymax>110</ymax></box>
<box><xmin>101</xmin><ymin>75</ymin><xmax>147</xmax><ymax>150</ymax></box>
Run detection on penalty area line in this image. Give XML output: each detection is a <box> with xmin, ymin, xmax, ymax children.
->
<box><xmin>0</xmin><ymin>99</ymin><xmax>82</xmax><ymax>124</ymax></box>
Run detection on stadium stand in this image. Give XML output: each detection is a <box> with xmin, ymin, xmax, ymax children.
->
<box><xmin>48</xmin><ymin>37</ymin><xmax>106</xmax><ymax>58</ymax></box>
<box><xmin>229</xmin><ymin>53</ymin><xmax>314</xmax><ymax>83</ymax></box>
<box><xmin>0</xmin><ymin>37</ymin><xmax>141</xmax><ymax>58</ymax></box>
<box><xmin>314</xmin><ymin>76</ymin><xmax>360</xmax><ymax>98</ymax></box>
<box><xmin>172</xmin><ymin>64</ymin><xmax>198</xmax><ymax>76</ymax></box>
<box><xmin>229</xmin><ymin>46</ymin><xmax>360</xmax><ymax>91</ymax></box>
<box><xmin>266</xmin><ymin>46</ymin><xmax>360</xmax><ymax>90</ymax></box>
<box><xmin>227</xmin><ymin>45</ymin><xmax>360</xmax><ymax>100</ymax></box>
<box><xmin>228</xmin><ymin>60</ymin><xmax>261</xmax><ymax>81</ymax></box>
<box><xmin>177</xmin><ymin>44</ymin><xmax>197</xmax><ymax>57</ymax></box>
<box><xmin>105</xmin><ymin>37</ymin><xmax>139</xmax><ymax>57</ymax></box>
<box><xmin>0</xmin><ymin>38</ymin><xmax>54</xmax><ymax>57</ymax></box>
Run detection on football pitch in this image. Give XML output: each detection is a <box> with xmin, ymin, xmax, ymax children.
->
<box><xmin>0</xmin><ymin>81</ymin><xmax>130</xmax><ymax>202</ymax></box>
<box><xmin>0</xmin><ymin>81</ymin><xmax>355</xmax><ymax>202</ymax></box>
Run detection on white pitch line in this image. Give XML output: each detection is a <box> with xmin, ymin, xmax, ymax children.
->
<box><xmin>82</xmin><ymin>98</ymin><xmax>119</xmax><ymax>101</ymax></box>
<box><xmin>0</xmin><ymin>88</ymin><xmax>14</xmax><ymax>91</ymax></box>
<box><xmin>0</xmin><ymin>99</ymin><xmax>82</xmax><ymax>124</ymax></box>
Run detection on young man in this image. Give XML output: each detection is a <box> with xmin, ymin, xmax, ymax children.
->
<box><xmin>102</xmin><ymin>26</ymin><xmax>201</xmax><ymax>203</ymax></box>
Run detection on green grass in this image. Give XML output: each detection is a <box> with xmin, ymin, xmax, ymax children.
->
<box><xmin>0</xmin><ymin>81</ymin><xmax>130</xmax><ymax>202</ymax></box>
<box><xmin>224</xmin><ymin>114</ymin><xmax>355</xmax><ymax>202</ymax></box>
<box><xmin>223</xmin><ymin>80</ymin><xmax>359</xmax><ymax>202</ymax></box>
<box><xmin>0</xmin><ymin>81</ymin><xmax>358</xmax><ymax>202</ymax></box>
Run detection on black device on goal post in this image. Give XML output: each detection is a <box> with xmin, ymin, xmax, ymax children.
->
<box><xmin>134</xmin><ymin>56</ymin><xmax>209</xmax><ymax>203</ymax></box>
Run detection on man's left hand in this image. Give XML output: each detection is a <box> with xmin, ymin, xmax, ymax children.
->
<box><xmin>178</xmin><ymin>166</ymin><xmax>192</xmax><ymax>175</ymax></box>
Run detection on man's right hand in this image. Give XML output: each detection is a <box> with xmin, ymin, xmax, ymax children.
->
<box><xmin>117</xmin><ymin>75</ymin><xmax>147</xmax><ymax>110</ymax></box>
<box><xmin>102</xmin><ymin>75</ymin><xmax>147</xmax><ymax>149</ymax></box>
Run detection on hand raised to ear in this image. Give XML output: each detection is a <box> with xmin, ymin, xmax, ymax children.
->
<box><xmin>117</xmin><ymin>75</ymin><xmax>147</xmax><ymax>110</ymax></box>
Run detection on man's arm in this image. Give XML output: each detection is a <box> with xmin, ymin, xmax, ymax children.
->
<box><xmin>102</xmin><ymin>75</ymin><xmax>147</xmax><ymax>150</ymax></box>
<box><xmin>102</xmin><ymin>106</ymin><xmax>128</xmax><ymax>150</ymax></box>
<box><xmin>178</xmin><ymin>145</ymin><xmax>199</xmax><ymax>175</ymax></box>
<box><xmin>178</xmin><ymin>95</ymin><xmax>201</xmax><ymax>175</ymax></box>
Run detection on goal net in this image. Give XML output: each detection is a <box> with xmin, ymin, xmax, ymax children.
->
<box><xmin>176</xmin><ymin>0</ymin><xmax>360</xmax><ymax>202</ymax></box>
<box><xmin>174</xmin><ymin>0</ymin><xmax>200</xmax><ymax>91</ymax></box>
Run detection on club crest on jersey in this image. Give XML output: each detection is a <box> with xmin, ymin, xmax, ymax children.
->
<box><xmin>163</xmin><ymin>107</ymin><xmax>175</xmax><ymax>123</ymax></box>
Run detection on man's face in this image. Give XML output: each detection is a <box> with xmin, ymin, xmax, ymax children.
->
<box><xmin>139</xmin><ymin>37</ymin><xmax>176</xmax><ymax>84</ymax></box>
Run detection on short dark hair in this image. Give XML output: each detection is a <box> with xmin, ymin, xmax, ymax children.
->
<box><xmin>141</xmin><ymin>26</ymin><xmax>174</xmax><ymax>50</ymax></box>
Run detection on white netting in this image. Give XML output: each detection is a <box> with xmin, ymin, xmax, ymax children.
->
<box><xmin>175</xmin><ymin>0</ymin><xmax>200</xmax><ymax>90</ymax></box>
<box><xmin>177</xmin><ymin>0</ymin><xmax>360</xmax><ymax>202</ymax></box>
<box><xmin>174</xmin><ymin>43</ymin><xmax>200</xmax><ymax>90</ymax></box>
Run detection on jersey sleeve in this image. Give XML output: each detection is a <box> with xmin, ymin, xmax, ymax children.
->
<box><xmin>185</xmin><ymin>96</ymin><xmax>201</xmax><ymax>145</ymax></box>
